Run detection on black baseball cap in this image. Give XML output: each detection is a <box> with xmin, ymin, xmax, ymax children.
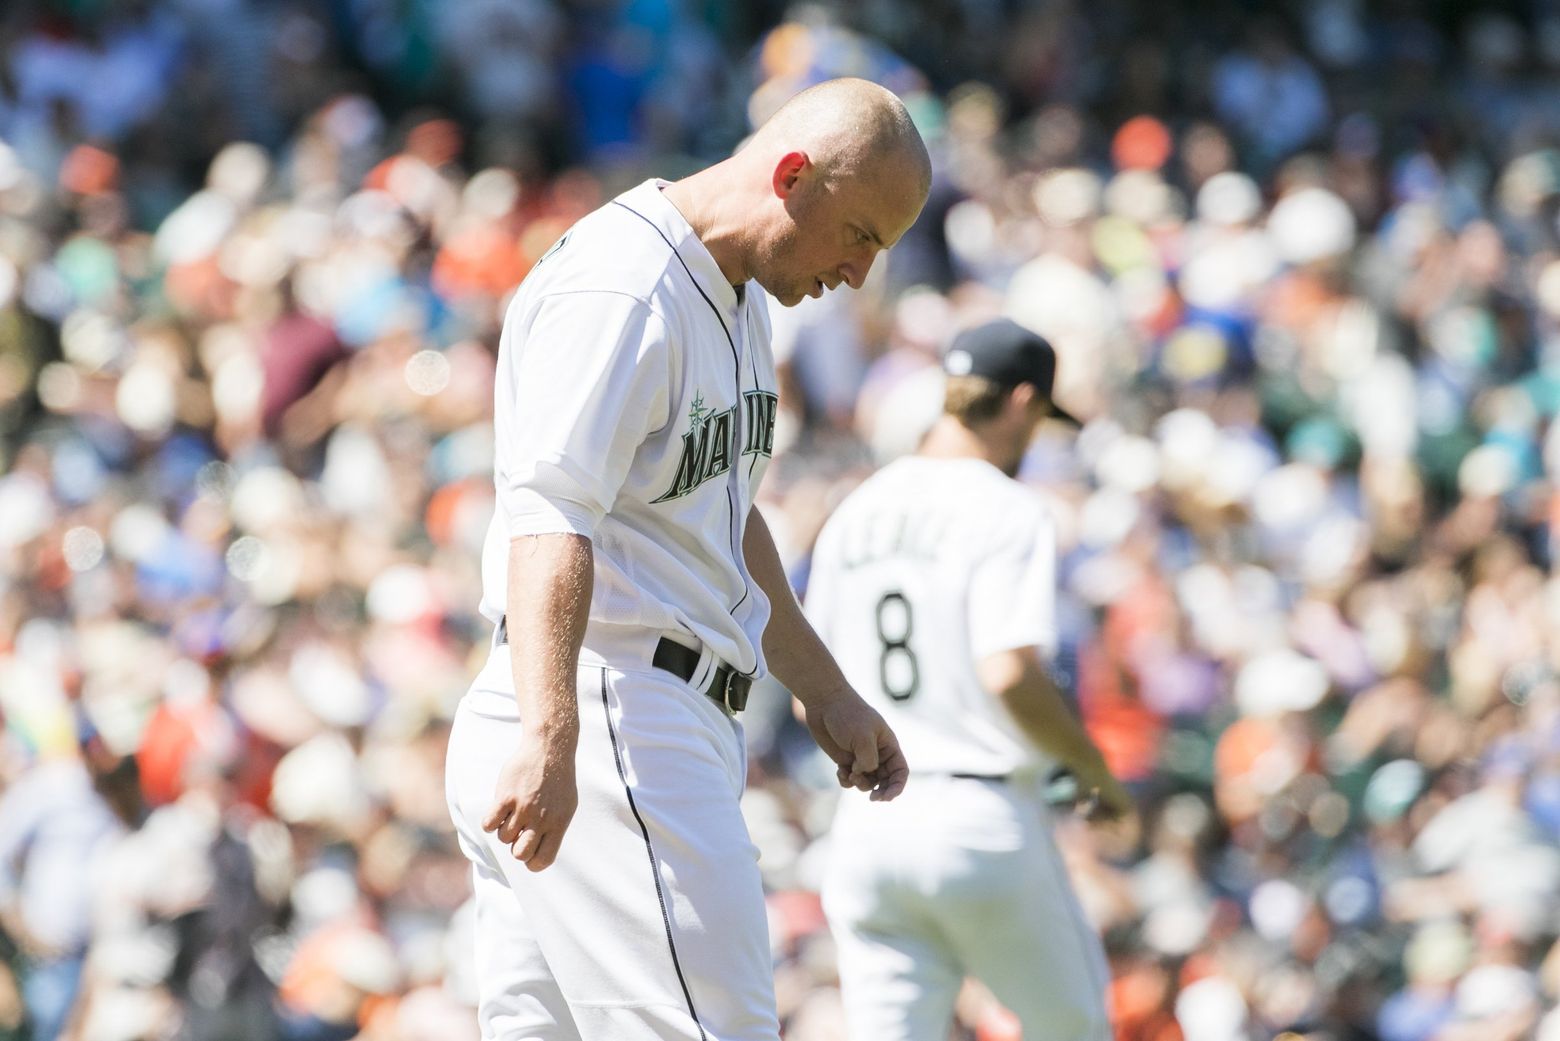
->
<box><xmin>943</xmin><ymin>318</ymin><xmax>1080</xmax><ymax>426</ymax></box>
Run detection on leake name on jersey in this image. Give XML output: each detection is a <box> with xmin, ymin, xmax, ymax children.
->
<box><xmin>835</xmin><ymin>510</ymin><xmax>955</xmax><ymax>570</ymax></box>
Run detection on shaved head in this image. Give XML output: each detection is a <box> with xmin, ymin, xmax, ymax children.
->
<box><xmin>748</xmin><ymin>78</ymin><xmax>932</xmax><ymax>198</ymax></box>
<box><xmin>662</xmin><ymin>77</ymin><xmax>931</xmax><ymax>303</ymax></box>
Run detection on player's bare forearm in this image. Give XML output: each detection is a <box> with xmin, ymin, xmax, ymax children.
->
<box><xmin>744</xmin><ymin>507</ymin><xmax>909</xmax><ymax>800</ymax></box>
<box><xmin>741</xmin><ymin>507</ymin><xmax>850</xmax><ymax>701</ymax></box>
<box><xmin>506</xmin><ymin>533</ymin><xmax>592</xmax><ymax>742</ymax></box>
<box><xmin>482</xmin><ymin>533</ymin><xmax>591</xmax><ymax>870</ymax></box>
<box><xmin>978</xmin><ymin>647</ymin><xmax>1133</xmax><ymax>819</ymax></box>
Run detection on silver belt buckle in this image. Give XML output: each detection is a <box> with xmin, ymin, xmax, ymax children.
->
<box><xmin>712</xmin><ymin>668</ymin><xmax>750</xmax><ymax>713</ymax></box>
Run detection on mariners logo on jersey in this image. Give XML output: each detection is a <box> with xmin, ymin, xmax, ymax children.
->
<box><xmin>653</xmin><ymin>389</ymin><xmax>779</xmax><ymax>503</ymax></box>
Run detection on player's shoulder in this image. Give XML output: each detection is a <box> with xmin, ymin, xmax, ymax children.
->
<box><xmin>519</xmin><ymin>211</ymin><xmax>662</xmax><ymax>304</ymax></box>
<box><xmin>516</xmin><ymin>181</ymin><xmax>706</xmax><ymax>310</ymax></box>
<box><xmin>870</xmin><ymin>455</ymin><xmax>1041</xmax><ymax>508</ymax></box>
<box><xmin>822</xmin><ymin>456</ymin><xmax>1031</xmax><ymax>528</ymax></box>
<box><xmin>963</xmin><ymin>460</ymin><xmax>1048</xmax><ymax>515</ymax></box>
<box><xmin>825</xmin><ymin>457</ymin><xmax>919</xmax><ymax>520</ymax></box>
<box><xmin>963</xmin><ymin>463</ymin><xmax>1055</xmax><ymax>538</ymax></box>
<box><xmin>855</xmin><ymin>457</ymin><xmax>1052</xmax><ymax>540</ymax></box>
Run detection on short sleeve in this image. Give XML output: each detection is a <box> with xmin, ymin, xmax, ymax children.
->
<box><xmin>966</xmin><ymin>509</ymin><xmax>1058</xmax><ymax>661</ymax></box>
<box><xmin>494</xmin><ymin>290</ymin><xmax>671</xmax><ymax>538</ymax></box>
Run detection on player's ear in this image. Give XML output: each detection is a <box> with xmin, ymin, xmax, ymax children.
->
<box><xmin>1008</xmin><ymin>382</ymin><xmax>1038</xmax><ymax>416</ymax></box>
<box><xmin>772</xmin><ymin>151</ymin><xmax>811</xmax><ymax>199</ymax></box>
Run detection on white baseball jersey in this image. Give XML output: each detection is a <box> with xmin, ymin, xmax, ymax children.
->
<box><xmin>813</xmin><ymin>456</ymin><xmax>1112</xmax><ymax>1041</ymax></box>
<box><xmin>805</xmin><ymin>455</ymin><xmax>1059</xmax><ymax>778</ymax></box>
<box><xmin>455</xmin><ymin>178</ymin><xmax>788</xmax><ymax>1041</ymax></box>
<box><xmin>478</xmin><ymin>178</ymin><xmax>780</xmax><ymax>681</ymax></box>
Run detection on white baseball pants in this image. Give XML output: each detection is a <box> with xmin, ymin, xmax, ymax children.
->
<box><xmin>822</xmin><ymin>773</ymin><xmax>1111</xmax><ymax>1041</ymax></box>
<box><xmin>446</xmin><ymin>634</ymin><xmax>780</xmax><ymax>1041</ymax></box>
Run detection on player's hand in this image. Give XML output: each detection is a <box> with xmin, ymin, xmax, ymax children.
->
<box><xmin>482</xmin><ymin>726</ymin><xmax>579</xmax><ymax>872</ymax></box>
<box><xmin>1052</xmin><ymin>766</ymin><xmax>1139</xmax><ymax>833</ymax></box>
<box><xmin>1078</xmin><ymin>772</ymin><xmax>1140</xmax><ymax>846</ymax></box>
<box><xmin>803</xmin><ymin>689</ymin><xmax>909</xmax><ymax>801</ymax></box>
<box><xmin>1082</xmin><ymin>773</ymin><xmax>1135</xmax><ymax>822</ymax></box>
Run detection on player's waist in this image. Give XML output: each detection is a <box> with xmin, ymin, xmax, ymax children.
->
<box><xmin>578</xmin><ymin>532</ymin><xmax>768</xmax><ymax>673</ymax></box>
<box><xmin>886</xmin><ymin>733</ymin><xmax>1044</xmax><ymax>778</ymax></box>
<box><xmin>911</xmin><ymin>766</ymin><xmax>1041</xmax><ymax>784</ymax></box>
<box><xmin>917</xmin><ymin>766</ymin><xmax>1076</xmax><ymax>800</ymax></box>
<box><xmin>478</xmin><ymin>569</ymin><xmax>766</xmax><ymax>673</ymax></box>
<box><xmin>494</xmin><ymin>617</ymin><xmax>753</xmax><ymax>714</ymax></box>
<box><xmin>480</xmin><ymin>512</ymin><xmax>763</xmax><ymax>652</ymax></box>
<box><xmin>895</xmin><ymin>746</ymin><xmax>1050</xmax><ymax>789</ymax></box>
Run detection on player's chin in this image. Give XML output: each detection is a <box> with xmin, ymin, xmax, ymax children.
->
<box><xmin>765</xmin><ymin>277</ymin><xmax>808</xmax><ymax>308</ymax></box>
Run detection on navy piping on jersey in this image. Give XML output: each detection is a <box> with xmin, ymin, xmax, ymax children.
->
<box><xmin>747</xmin><ymin>310</ymin><xmax>762</xmax><ymax>481</ymax></box>
<box><xmin>597</xmin><ymin>668</ymin><xmax>710</xmax><ymax>1041</ymax></box>
<box><xmin>611</xmin><ymin>200</ymin><xmax>752</xmax><ymax>618</ymax></box>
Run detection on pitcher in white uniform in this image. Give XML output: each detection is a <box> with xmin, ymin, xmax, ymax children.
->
<box><xmin>808</xmin><ymin>318</ymin><xmax>1137</xmax><ymax>1041</ymax></box>
<box><xmin>444</xmin><ymin>79</ymin><xmax>930</xmax><ymax>1041</ymax></box>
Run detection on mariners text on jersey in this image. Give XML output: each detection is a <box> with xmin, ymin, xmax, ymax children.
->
<box><xmin>654</xmin><ymin>389</ymin><xmax>779</xmax><ymax>503</ymax></box>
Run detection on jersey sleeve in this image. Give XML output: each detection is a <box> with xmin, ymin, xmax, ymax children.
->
<box><xmin>495</xmin><ymin>290</ymin><xmax>672</xmax><ymax>538</ymax></box>
<box><xmin>966</xmin><ymin>508</ymin><xmax>1058</xmax><ymax>661</ymax></box>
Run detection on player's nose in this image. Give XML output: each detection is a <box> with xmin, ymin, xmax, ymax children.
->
<box><xmin>840</xmin><ymin>243</ymin><xmax>884</xmax><ymax>290</ymax></box>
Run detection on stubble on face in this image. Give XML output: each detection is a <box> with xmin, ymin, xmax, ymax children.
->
<box><xmin>751</xmin><ymin>178</ymin><xmax>824</xmax><ymax>306</ymax></box>
<box><xmin>754</xmin><ymin>220</ymin><xmax>805</xmax><ymax>304</ymax></box>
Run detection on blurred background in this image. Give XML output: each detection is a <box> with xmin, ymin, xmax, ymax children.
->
<box><xmin>2</xmin><ymin>0</ymin><xmax>1560</xmax><ymax>1039</ymax></box>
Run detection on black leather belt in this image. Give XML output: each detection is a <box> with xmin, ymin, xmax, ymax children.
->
<box><xmin>651</xmin><ymin>638</ymin><xmax>751</xmax><ymax>714</ymax></box>
<box><xmin>496</xmin><ymin>617</ymin><xmax>750</xmax><ymax>713</ymax></box>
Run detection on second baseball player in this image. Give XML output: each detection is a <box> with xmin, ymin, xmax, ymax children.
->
<box><xmin>807</xmin><ymin>318</ymin><xmax>1136</xmax><ymax>1041</ymax></box>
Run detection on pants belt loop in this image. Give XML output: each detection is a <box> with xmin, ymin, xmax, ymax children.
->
<box><xmin>687</xmin><ymin>642</ymin><xmax>718</xmax><ymax>695</ymax></box>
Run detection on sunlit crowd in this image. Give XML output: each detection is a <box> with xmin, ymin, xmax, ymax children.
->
<box><xmin>1</xmin><ymin>2</ymin><xmax>1559</xmax><ymax>1040</ymax></box>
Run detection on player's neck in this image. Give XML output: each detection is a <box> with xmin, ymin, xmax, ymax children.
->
<box><xmin>918</xmin><ymin>417</ymin><xmax>1021</xmax><ymax>476</ymax></box>
<box><xmin>661</xmin><ymin>165</ymin><xmax>755</xmax><ymax>288</ymax></box>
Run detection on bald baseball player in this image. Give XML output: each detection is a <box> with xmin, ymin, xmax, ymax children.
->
<box><xmin>807</xmin><ymin>319</ymin><xmax>1137</xmax><ymax>1041</ymax></box>
<box><xmin>444</xmin><ymin>79</ymin><xmax>930</xmax><ymax>1041</ymax></box>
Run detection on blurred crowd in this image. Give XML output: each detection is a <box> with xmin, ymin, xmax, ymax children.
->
<box><xmin>2</xmin><ymin>1</ymin><xmax>1560</xmax><ymax>1040</ymax></box>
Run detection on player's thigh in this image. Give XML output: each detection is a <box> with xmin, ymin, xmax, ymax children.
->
<box><xmin>469</xmin><ymin>857</ymin><xmax>581</xmax><ymax>1041</ymax></box>
<box><xmin>938</xmin><ymin>817</ymin><xmax>1110</xmax><ymax>1041</ymax></box>
<box><xmin>830</xmin><ymin>919</ymin><xmax>962</xmax><ymax>1041</ymax></box>
<box><xmin>447</xmin><ymin>701</ymin><xmax>582</xmax><ymax>1041</ymax></box>
<box><xmin>823</xmin><ymin>799</ymin><xmax>962</xmax><ymax>1041</ymax></box>
<box><xmin>458</xmin><ymin>666</ymin><xmax>778</xmax><ymax>1041</ymax></box>
<box><xmin>573</xmin><ymin>666</ymin><xmax>777</xmax><ymax>1039</ymax></box>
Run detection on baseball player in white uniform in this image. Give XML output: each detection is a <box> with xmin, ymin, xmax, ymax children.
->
<box><xmin>443</xmin><ymin>79</ymin><xmax>930</xmax><ymax>1041</ymax></box>
<box><xmin>807</xmin><ymin>319</ymin><xmax>1137</xmax><ymax>1041</ymax></box>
